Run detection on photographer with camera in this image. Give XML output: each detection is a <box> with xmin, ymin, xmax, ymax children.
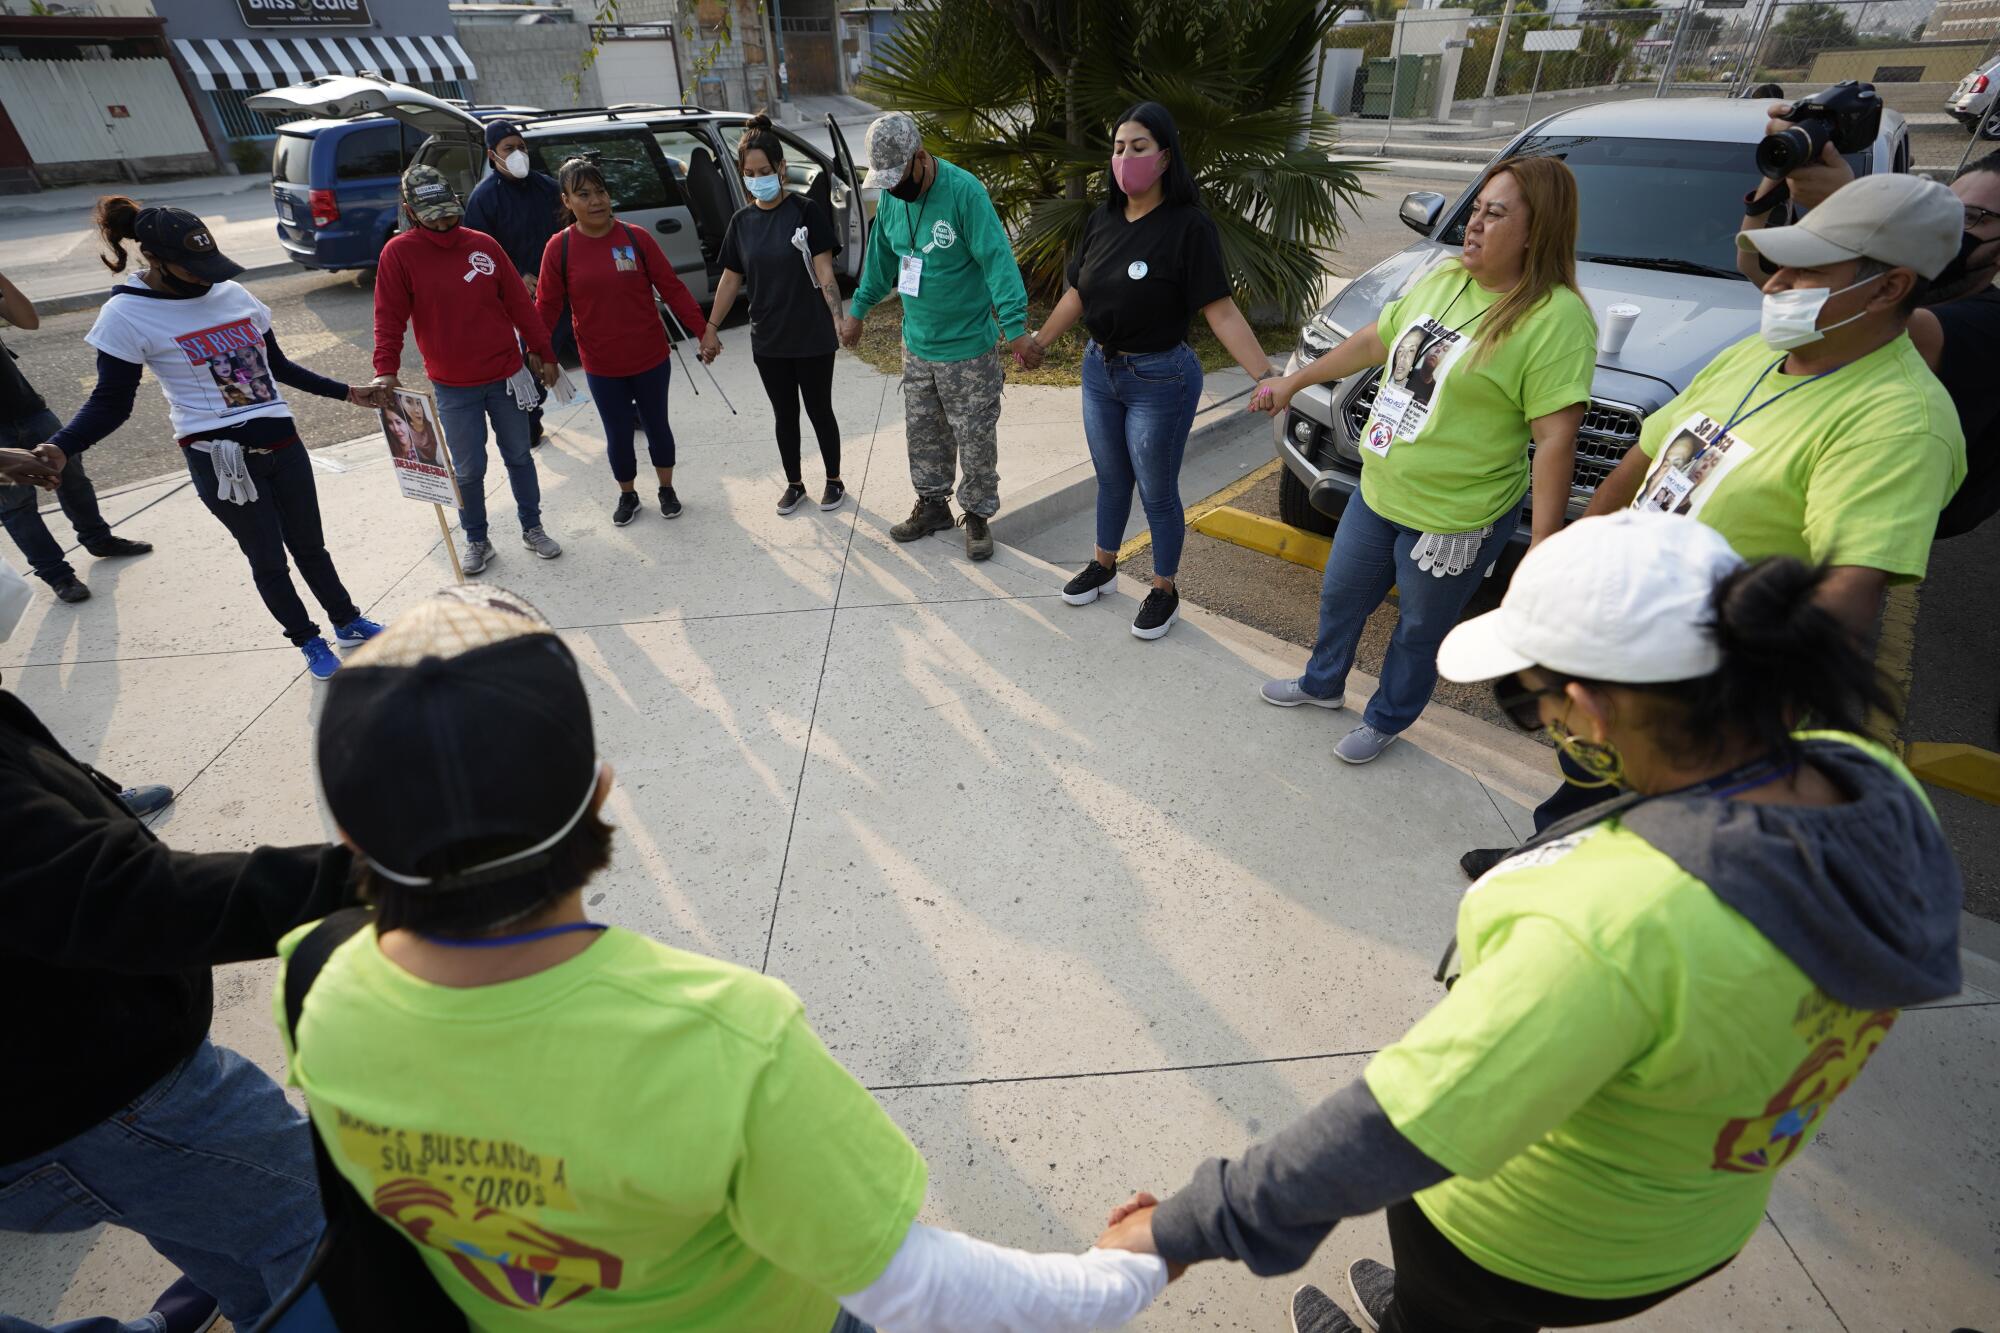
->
<box><xmin>1739</xmin><ymin>101</ymin><xmax>2000</xmax><ymax>540</ymax></box>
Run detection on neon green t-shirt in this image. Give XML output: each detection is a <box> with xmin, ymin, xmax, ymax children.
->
<box><xmin>1358</xmin><ymin>262</ymin><xmax>1597</xmax><ymax>533</ymax></box>
<box><xmin>273</xmin><ymin>924</ymin><xmax>927</xmax><ymax>1332</ymax></box>
<box><xmin>1364</xmin><ymin>735</ymin><xmax>1921</xmax><ymax>1300</ymax></box>
<box><xmin>1630</xmin><ymin>331</ymin><xmax>1964</xmax><ymax>580</ymax></box>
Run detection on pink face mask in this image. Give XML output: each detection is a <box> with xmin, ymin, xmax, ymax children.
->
<box><xmin>1112</xmin><ymin>151</ymin><xmax>1167</xmax><ymax>195</ymax></box>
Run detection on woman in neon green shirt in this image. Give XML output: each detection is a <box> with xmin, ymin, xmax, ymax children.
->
<box><xmin>1252</xmin><ymin>158</ymin><xmax>1596</xmax><ymax>766</ymax></box>
<box><xmin>1096</xmin><ymin>512</ymin><xmax>1964</xmax><ymax>1333</ymax></box>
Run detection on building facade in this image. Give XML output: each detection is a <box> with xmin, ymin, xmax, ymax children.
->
<box><xmin>1926</xmin><ymin>0</ymin><xmax>2000</xmax><ymax>43</ymax></box>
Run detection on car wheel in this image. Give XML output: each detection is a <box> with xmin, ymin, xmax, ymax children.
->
<box><xmin>1278</xmin><ymin>463</ymin><xmax>1339</xmax><ymax>538</ymax></box>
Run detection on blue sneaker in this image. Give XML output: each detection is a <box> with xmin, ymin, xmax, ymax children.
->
<box><xmin>336</xmin><ymin>615</ymin><xmax>384</xmax><ymax>644</ymax></box>
<box><xmin>301</xmin><ymin>637</ymin><xmax>340</xmax><ymax>680</ymax></box>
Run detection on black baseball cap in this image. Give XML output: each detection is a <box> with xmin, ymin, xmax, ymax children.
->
<box><xmin>133</xmin><ymin>206</ymin><xmax>244</xmax><ymax>283</ymax></box>
<box><xmin>318</xmin><ymin>587</ymin><xmax>599</xmax><ymax>891</ymax></box>
<box><xmin>485</xmin><ymin>119</ymin><xmax>525</xmax><ymax>151</ymax></box>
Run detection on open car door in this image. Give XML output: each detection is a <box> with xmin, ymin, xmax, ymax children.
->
<box><xmin>824</xmin><ymin>113</ymin><xmax>869</xmax><ymax>281</ymax></box>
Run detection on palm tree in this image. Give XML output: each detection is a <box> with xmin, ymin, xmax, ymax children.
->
<box><xmin>860</xmin><ymin>0</ymin><xmax>1373</xmax><ymax>322</ymax></box>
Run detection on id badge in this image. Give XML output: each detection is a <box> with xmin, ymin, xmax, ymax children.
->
<box><xmin>1372</xmin><ymin>383</ymin><xmax>1415</xmax><ymax>439</ymax></box>
<box><xmin>1361</xmin><ymin>416</ymin><xmax>1396</xmax><ymax>458</ymax></box>
<box><xmin>1655</xmin><ymin>467</ymin><xmax>1696</xmax><ymax>508</ymax></box>
<box><xmin>898</xmin><ymin>254</ymin><xmax>923</xmax><ymax>297</ymax></box>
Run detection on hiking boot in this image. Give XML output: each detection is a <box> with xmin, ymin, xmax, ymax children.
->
<box><xmin>85</xmin><ymin>535</ymin><xmax>152</xmax><ymax>558</ymax></box>
<box><xmin>777</xmin><ymin>482</ymin><xmax>809</xmax><ymax>515</ymax></box>
<box><xmin>50</xmin><ymin>573</ymin><xmax>90</xmax><ymax>603</ymax></box>
<box><xmin>461</xmin><ymin>539</ymin><xmax>495</xmax><ymax>576</ymax></box>
<box><xmin>1261</xmin><ymin>677</ymin><xmax>1343</xmax><ymax>709</ymax></box>
<box><xmin>1062</xmin><ymin>559</ymin><xmax>1117</xmax><ymax>605</ymax></box>
<box><xmin>1131</xmin><ymin>586</ymin><xmax>1179</xmax><ymax>640</ymax></box>
<box><xmin>522</xmin><ymin>526</ymin><xmax>563</xmax><ymax>559</ymax></box>
<box><xmin>659</xmin><ymin>486</ymin><xmax>682</xmax><ymax>519</ymax></box>
<box><xmin>890</xmin><ymin>497</ymin><xmax>954</xmax><ymax>542</ymax></box>
<box><xmin>613</xmin><ymin>491</ymin><xmax>642</xmax><ymax>526</ymax></box>
<box><xmin>1333</xmin><ymin>723</ymin><xmax>1399</xmax><ymax>765</ymax></box>
<box><xmin>1346</xmin><ymin>1258</ymin><xmax>1396</xmax><ymax>1332</ymax></box>
<box><xmin>960</xmin><ymin>511</ymin><xmax>993</xmax><ymax>561</ymax></box>
<box><xmin>1290</xmin><ymin>1284</ymin><xmax>1361</xmax><ymax>1333</ymax></box>
<box><xmin>1460</xmin><ymin>846</ymin><xmax>1513</xmax><ymax>881</ymax></box>
<box><xmin>819</xmin><ymin>479</ymin><xmax>847</xmax><ymax>511</ymax></box>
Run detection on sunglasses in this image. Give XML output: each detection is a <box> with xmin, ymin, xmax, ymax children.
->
<box><xmin>1493</xmin><ymin>672</ymin><xmax>1568</xmax><ymax>732</ymax></box>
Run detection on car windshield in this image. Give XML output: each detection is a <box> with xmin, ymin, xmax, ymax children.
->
<box><xmin>1440</xmin><ymin>134</ymin><xmax>1861</xmax><ymax>282</ymax></box>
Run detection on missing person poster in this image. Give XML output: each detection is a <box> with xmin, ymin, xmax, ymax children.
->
<box><xmin>380</xmin><ymin>389</ymin><xmax>458</xmax><ymax>506</ymax></box>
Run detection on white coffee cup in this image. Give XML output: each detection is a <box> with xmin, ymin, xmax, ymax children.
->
<box><xmin>1599</xmin><ymin>304</ymin><xmax>1641</xmax><ymax>356</ymax></box>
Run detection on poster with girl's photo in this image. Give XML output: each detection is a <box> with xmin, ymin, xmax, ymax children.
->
<box><xmin>379</xmin><ymin>388</ymin><xmax>458</xmax><ymax>506</ymax></box>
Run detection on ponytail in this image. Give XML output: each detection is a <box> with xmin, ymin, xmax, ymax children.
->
<box><xmin>736</xmin><ymin>112</ymin><xmax>784</xmax><ymax>174</ymax></box>
<box><xmin>94</xmin><ymin>194</ymin><xmax>142</xmax><ymax>273</ymax></box>
<box><xmin>1626</xmin><ymin>558</ymin><xmax>1897</xmax><ymax>766</ymax></box>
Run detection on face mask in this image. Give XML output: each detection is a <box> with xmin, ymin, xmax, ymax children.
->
<box><xmin>887</xmin><ymin>158</ymin><xmax>925</xmax><ymax>203</ymax></box>
<box><xmin>502</xmin><ymin>150</ymin><xmax>530</xmax><ymax>179</ymax></box>
<box><xmin>1932</xmin><ymin>229</ymin><xmax>1997</xmax><ymax>292</ymax></box>
<box><xmin>154</xmin><ymin>265</ymin><xmax>212</xmax><ymax>298</ymax></box>
<box><xmin>1758</xmin><ymin>273</ymin><xmax>1880</xmax><ymax>351</ymax></box>
<box><xmin>744</xmin><ymin>172</ymin><xmax>781</xmax><ymax>203</ymax></box>
<box><xmin>1112</xmin><ymin>152</ymin><xmax>1167</xmax><ymax>195</ymax></box>
<box><xmin>0</xmin><ymin>557</ymin><xmax>30</xmax><ymax>642</ymax></box>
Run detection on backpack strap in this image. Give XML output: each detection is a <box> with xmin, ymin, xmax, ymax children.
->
<box><xmin>282</xmin><ymin>906</ymin><xmax>372</xmax><ymax>1047</ymax></box>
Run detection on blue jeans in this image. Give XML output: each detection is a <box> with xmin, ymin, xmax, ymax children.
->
<box><xmin>830</xmin><ymin>1313</ymin><xmax>875</xmax><ymax>1333</ymax></box>
<box><xmin>1299</xmin><ymin>488</ymin><xmax>1515</xmax><ymax>735</ymax></box>
<box><xmin>1080</xmin><ymin>342</ymin><xmax>1203</xmax><ymax>579</ymax></box>
<box><xmin>0</xmin><ymin>1041</ymin><xmax>322</xmax><ymax>1333</ymax></box>
<box><xmin>185</xmin><ymin>442</ymin><xmax>360</xmax><ymax>647</ymax></box>
<box><xmin>585</xmin><ymin>354</ymin><xmax>675</xmax><ymax>484</ymax></box>
<box><xmin>434</xmin><ymin>378</ymin><xmax>541</xmax><ymax>543</ymax></box>
<box><xmin>1</xmin><ymin>410</ymin><xmax>110</xmax><ymax>583</ymax></box>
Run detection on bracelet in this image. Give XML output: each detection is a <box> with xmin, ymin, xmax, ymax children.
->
<box><xmin>1743</xmin><ymin>181</ymin><xmax>1790</xmax><ymax>218</ymax></box>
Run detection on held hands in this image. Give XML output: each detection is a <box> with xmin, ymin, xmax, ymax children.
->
<box><xmin>1011</xmin><ymin>332</ymin><xmax>1046</xmax><ymax>372</ymax></box>
<box><xmin>526</xmin><ymin>352</ymin><xmax>559</xmax><ymax>390</ymax></box>
<box><xmin>348</xmin><ymin>383</ymin><xmax>393</xmax><ymax>410</ymax></box>
<box><xmin>1761</xmin><ymin>103</ymin><xmax>1853</xmax><ymax>210</ymax></box>
<box><xmin>699</xmin><ymin>327</ymin><xmax>723</xmax><ymax>365</ymax></box>
<box><xmin>838</xmin><ymin>313</ymin><xmax>864</xmax><ymax>349</ymax></box>
<box><xmin>1248</xmin><ymin>373</ymin><xmax>1296</xmax><ymax>417</ymax></box>
<box><xmin>0</xmin><ymin>445</ymin><xmax>64</xmax><ymax>489</ymax></box>
<box><xmin>1096</xmin><ymin>1192</ymin><xmax>1187</xmax><ymax>1281</ymax></box>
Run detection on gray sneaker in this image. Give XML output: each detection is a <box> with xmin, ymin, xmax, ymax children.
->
<box><xmin>522</xmin><ymin>526</ymin><xmax>562</xmax><ymax>560</ymax></box>
<box><xmin>1261</xmin><ymin>677</ymin><xmax>1344</xmax><ymax>709</ymax></box>
<box><xmin>1290</xmin><ymin>1284</ymin><xmax>1360</xmax><ymax>1333</ymax></box>
<box><xmin>461</xmin><ymin>539</ymin><xmax>495</xmax><ymax>576</ymax></box>
<box><xmin>1334</xmin><ymin>723</ymin><xmax>1400</xmax><ymax>765</ymax></box>
<box><xmin>1346</xmin><ymin>1258</ymin><xmax>1396</xmax><ymax>1332</ymax></box>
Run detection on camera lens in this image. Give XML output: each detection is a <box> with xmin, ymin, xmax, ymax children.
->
<box><xmin>1755</xmin><ymin>126</ymin><xmax>1814</xmax><ymax>179</ymax></box>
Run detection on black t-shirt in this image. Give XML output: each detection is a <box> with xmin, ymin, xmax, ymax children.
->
<box><xmin>718</xmin><ymin>195</ymin><xmax>841</xmax><ymax>358</ymax></box>
<box><xmin>1933</xmin><ymin>287</ymin><xmax>2000</xmax><ymax>539</ymax></box>
<box><xmin>1065</xmin><ymin>201</ymin><xmax>1231</xmax><ymax>354</ymax></box>
<box><xmin>0</xmin><ymin>335</ymin><xmax>47</xmax><ymax>424</ymax></box>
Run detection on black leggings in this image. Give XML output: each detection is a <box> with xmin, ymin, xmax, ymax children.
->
<box><xmin>1379</xmin><ymin>1201</ymin><xmax>1727</xmax><ymax>1332</ymax></box>
<box><xmin>753</xmin><ymin>351</ymin><xmax>840</xmax><ymax>484</ymax></box>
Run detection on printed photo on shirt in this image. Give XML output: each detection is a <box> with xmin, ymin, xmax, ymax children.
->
<box><xmin>611</xmin><ymin>244</ymin><xmax>638</xmax><ymax>273</ymax></box>
<box><xmin>174</xmin><ymin>318</ymin><xmax>275</xmax><ymax>415</ymax></box>
<box><xmin>1371</xmin><ymin>315</ymin><xmax>1472</xmax><ymax>444</ymax></box>
<box><xmin>1635</xmin><ymin>412</ymin><xmax>1754</xmax><ymax>520</ymax></box>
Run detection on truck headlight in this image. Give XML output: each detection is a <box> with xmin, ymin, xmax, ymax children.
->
<box><xmin>1291</xmin><ymin>417</ymin><xmax>1317</xmax><ymax>445</ymax></box>
<box><xmin>1299</xmin><ymin>319</ymin><xmax>1339</xmax><ymax>362</ymax></box>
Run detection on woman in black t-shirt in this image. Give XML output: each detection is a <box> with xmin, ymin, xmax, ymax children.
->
<box><xmin>1029</xmin><ymin>101</ymin><xmax>1278</xmax><ymax>640</ymax></box>
<box><xmin>701</xmin><ymin>115</ymin><xmax>849</xmax><ymax>516</ymax></box>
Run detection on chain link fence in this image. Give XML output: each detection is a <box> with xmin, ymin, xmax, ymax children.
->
<box><xmin>1320</xmin><ymin>0</ymin><xmax>1999</xmax><ymax>172</ymax></box>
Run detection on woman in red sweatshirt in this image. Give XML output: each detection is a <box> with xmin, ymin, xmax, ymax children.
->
<box><xmin>535</xmin><ymin>157</ymin><xmax>708</xmax><ymax>526</ymax></box>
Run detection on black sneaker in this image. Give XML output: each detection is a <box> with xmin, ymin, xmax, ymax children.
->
<box><xmin>819</xmin><ymin>479</ymin><xmax>847</xmax><ymax>511</ymax></box>
<box><xmin>148</xmin><ymin>1276</ymin><xmax>220</xmax><ymax>1333</ymax></box>
<box><xmin>659</xmin><ymin>486</ymin><xmax>682</xmax><ymax>519</ymax></box>
<box><xmin>1460</xmin><ymin>846</ymin><xmax>1513</xmax><ymax>881</ymax></box>
<box><xmin>50</xmin><ymin>574</ymin><xmax>90</xmax><ymax>603</ymax></box>
<box><xmin>1346</xmin><ymin>1258</ymin><xmax>1396</xmax><ymax>1332</ymax></box>
<box><xmin>1290</xmin><ymin>1284</ymin><xmax>1361</xmax><ymax>1333</ymax></box>
<box><xmin>613</xmin><ymin>491</ymin><xmax>641</xmax><ymax>527</ymax></box>
<box><xmin>85</xmin><ymin>535</ymin><xmax>153</xmax><ymax>558</ymax></box>
<box><xmin>777</xmin><ymin>482</ymin><xmax>809</xmax><ymax>515</ymax></box>
<box><xmin>1131</xmin><ymin>586</ymin><xmax>1179</xmax><ymax>640</ymax></box>
<box><xmin>1062</xmin><ymin>560</ymin><xmax>1117</xmax><ymax>606</ymax></box>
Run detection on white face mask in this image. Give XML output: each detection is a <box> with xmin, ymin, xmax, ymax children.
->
<box><xmin>0</xmin><ymin>558</ymin><xmax>32</xmax><ymax>642</ymax></box>
<box><xmin>1758</xmin><ymin>274</ymin><xmax>1881</xmax><ymax>351</ymax></box>
<box><xmin>501</xmin><ymin>150</ymin><xmax>530</xmax><ymax>180</ymax></box>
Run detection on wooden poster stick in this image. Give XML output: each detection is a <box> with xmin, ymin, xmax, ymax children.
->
<box><xmin>434</xmin><ymin>503</ymin><xmax>465</xmax><ymax>585</ymax></box>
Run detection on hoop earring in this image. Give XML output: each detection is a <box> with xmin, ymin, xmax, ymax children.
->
<box><xmin>1548</xmin><ymin>723</ymin><xmax>1627</xmax><ymax>790</ymax></box>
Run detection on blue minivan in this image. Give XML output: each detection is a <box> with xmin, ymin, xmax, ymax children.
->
<box><xmin>268</xmin><ymin>105</ymin><xmax>535</xmax><ymax>272</ymax></box>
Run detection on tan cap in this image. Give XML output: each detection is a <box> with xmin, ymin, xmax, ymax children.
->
<box><xmin>1737</xmin><ymin>173</ymin><xmax>1962</xmax><ymax>279</ymax></box>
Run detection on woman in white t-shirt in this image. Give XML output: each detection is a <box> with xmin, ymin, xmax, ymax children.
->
<box><xmin>47</xmin><ymin>197</ymin><xmax>390</xmax><ymax>680</ymax></box>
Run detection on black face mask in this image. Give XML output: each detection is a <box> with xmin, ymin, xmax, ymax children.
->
<box><xmin>153</xmin><ymin>265</ymin><xmax>212</xmax><ymax>298</ymax></box>
<box><xmin>1933</xmin><ymin>229</ymin><xmax>1997</xmax><ymax>292</ymax></box>
<box><xmin>887</xmin><ymin>157</ymin><xmax>926</xmax><ymax>202</ymax></box>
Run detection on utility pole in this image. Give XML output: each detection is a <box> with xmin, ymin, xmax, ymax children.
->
<box><xmin>1482</xmin><ymin>0</ymin><xmax>1519</xmax><ymax>101</ymax></box>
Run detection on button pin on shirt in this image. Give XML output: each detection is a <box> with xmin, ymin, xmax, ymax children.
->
<box><xmin>1128</xmin><ymin>260</ymin><xmax>1148</xmax><ymax>280</ymax></box>
<box><xmin>464</xmin><ymin>251</ymin><xmax>496</xmax><ymax>283</ymax></box>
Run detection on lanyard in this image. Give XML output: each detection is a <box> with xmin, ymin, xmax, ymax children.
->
<box><xmin>1670</xmin><ymin>354</ymin><xmax>1846</xmax><ymax>479</ymax></box>
<box><xmin>1407</xmin><ymin>277</ymin><xmax>1483</xmax><ymax>365</ymax></box>
<box><xmin>1668</xmin><ymin>755</ymin><xmax>1798</xmax><ymax>801</ymax></box>
<box><xmin>903</xmin><ymin>174</ymin><xmax>937</xmax><ymax>256</ymax></box>
<box><xmin>420</xmin><ymin>922</ymin><xmax>607</xmax><ymax>949</ymax></box>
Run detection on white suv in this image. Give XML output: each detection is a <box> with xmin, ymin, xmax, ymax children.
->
<box><xmin>1947</xmin><ymin>54</ymin><xmax>2000</xmax><ymax>137</ymax></box>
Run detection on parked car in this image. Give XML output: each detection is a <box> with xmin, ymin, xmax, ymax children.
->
<box><xmin>1275</xmin><ymin>97</ymin><xmax>1910</xmax><ymax>542</ymax></box>
<box><xmin>264</xmin><ymin>102</ymin><xmax>538</xmax><ymax>273</ymax></box>
<box><xmin>249</xmin><ymin>77</ymin><xmax>870</xmax><ymax>305</ymax></box>
<box><xmin>1946</xmin><ymin>53</ymin><xmax>2000</xmax><ymax>136</ymax></box>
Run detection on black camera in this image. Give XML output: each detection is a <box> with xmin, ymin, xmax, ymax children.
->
<box><xmin>1755</xmin><ymin>81</ymin><xmax>1883</xmax><ymax>180</ymax></box>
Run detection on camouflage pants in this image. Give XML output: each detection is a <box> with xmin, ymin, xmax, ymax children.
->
<box><xmin>902</xmin><ymin>347</ymin><xmax>1002</xmax><ymax>518</ymax></box>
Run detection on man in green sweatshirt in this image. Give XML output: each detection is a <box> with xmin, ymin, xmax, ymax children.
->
<box><xmin>845</xmin><ymin>112</ymin><xmax>1033</xmax><ymax>560</ymax></box>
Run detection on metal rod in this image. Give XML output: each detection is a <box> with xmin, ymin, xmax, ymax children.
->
<box><xmin>1380</xmin><ymin>28</ymin><xmax>1403</xmax><ymax>156</ymax></box>
<box><xmin>1526</xmin><ymin>50</ymin><xmax>1544</xmax><ymax>126</ymax></box>
<box><xmin>1654</xmin><ymin>0</ymin><xmax>1695</xmax><ymax>98</ymax></box>
<box><xmin>1957</xmin><ymin>97</ymin><xmax>1998</xmax><ymax>177</ymax></box>
<box><xmin>659</xmin><ymin>302</ymin><xmax>738</xmax><ymax>414</ymax></box>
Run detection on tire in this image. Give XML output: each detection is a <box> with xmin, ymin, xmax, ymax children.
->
<box><xmin>1278</xmin><ymin>462</ymin><xmax>1340</xmax><ymax>538</ymax></box>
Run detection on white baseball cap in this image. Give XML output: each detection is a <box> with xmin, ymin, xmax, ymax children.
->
<box><xmin>1736</xmin><ymin>171</ymin><xmax>1963</xmax><ymax>280</ymax></box>
<box><xmin>1437</xmin><ymin>512</ymin><xmax>1745</xmax><ymax>685</ymax></box>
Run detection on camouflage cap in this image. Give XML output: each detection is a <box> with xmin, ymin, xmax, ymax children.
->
<box><xmin>401</xmin><ymin>163</ymin><xmax>463</xmax><ymax>225</ymax></box>
<box><xmin>864</xmin><ymin>112</ymin><xmax>923</xmax><ymax>191</ymax></box>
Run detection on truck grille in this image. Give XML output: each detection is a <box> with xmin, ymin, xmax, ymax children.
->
<box><xmin>1340</xmin><ymin>368</ymin><xmax>1642</xmax><ymax>495</ymax></box>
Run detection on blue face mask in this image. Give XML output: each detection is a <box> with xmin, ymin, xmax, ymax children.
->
<box><xmin>744</xmin><ymin>173</ymin><xmax>781</xmax><ymax>203</ymax></box>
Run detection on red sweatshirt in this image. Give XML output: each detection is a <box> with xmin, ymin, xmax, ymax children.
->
<box><xmin>535</xmin><ymin>221</ymin><xmax>706</xmax><ymax>379</ymax></box>
<box><xmin>373</xmin><ymin>224</ymin><xmax>555</xmax><ymax>387</ymax></box>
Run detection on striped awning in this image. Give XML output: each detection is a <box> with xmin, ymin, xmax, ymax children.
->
<box><xmin>171</xmin><ymin>34</ymin><xmax>478</xmax><ymax>93</ymax></box>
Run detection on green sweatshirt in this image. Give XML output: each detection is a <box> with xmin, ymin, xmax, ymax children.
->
<box><xmin>850</xmin><ymin>158</ymin><xmax>1028</xmax><ymax>363</ymax></box>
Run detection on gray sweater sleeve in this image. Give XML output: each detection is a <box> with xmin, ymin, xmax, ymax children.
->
<box><xmin>1149</xmin><ymin>1078</ymin><xmax>1450</xmax><ymax>1275</ymax></box>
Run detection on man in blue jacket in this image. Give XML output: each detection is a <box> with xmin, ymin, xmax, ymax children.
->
<box><xmin>464</xmin><ymin>120</ymin><xmax>565</xmax><ymax>443</ymax></box>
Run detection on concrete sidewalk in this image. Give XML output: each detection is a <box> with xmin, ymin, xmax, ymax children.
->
<box><xmin>1</xmin><ymin>344</ymin><xmax>1995</xmax><ymax>1331</ymax></box>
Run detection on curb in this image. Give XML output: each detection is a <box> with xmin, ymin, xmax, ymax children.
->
<box><xmin>0</xmin><ymin>175</ymin><xmax>264</xmax><ymax>222</ymax></box>
<box><xmin>32</xmin><ymin>259</ymin><xmax>299</xmax><ymax>318</ymax></box>
<box><xmin>1191</xmin><ymin>504</ymin><xmax>1333</xmax><ymax>572</ymax></box>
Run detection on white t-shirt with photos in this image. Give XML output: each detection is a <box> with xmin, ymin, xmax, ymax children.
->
<box><xmin>84</xmin><ymin>277</ymin><xmax>291</xmax><ymax>437</ymax></box>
